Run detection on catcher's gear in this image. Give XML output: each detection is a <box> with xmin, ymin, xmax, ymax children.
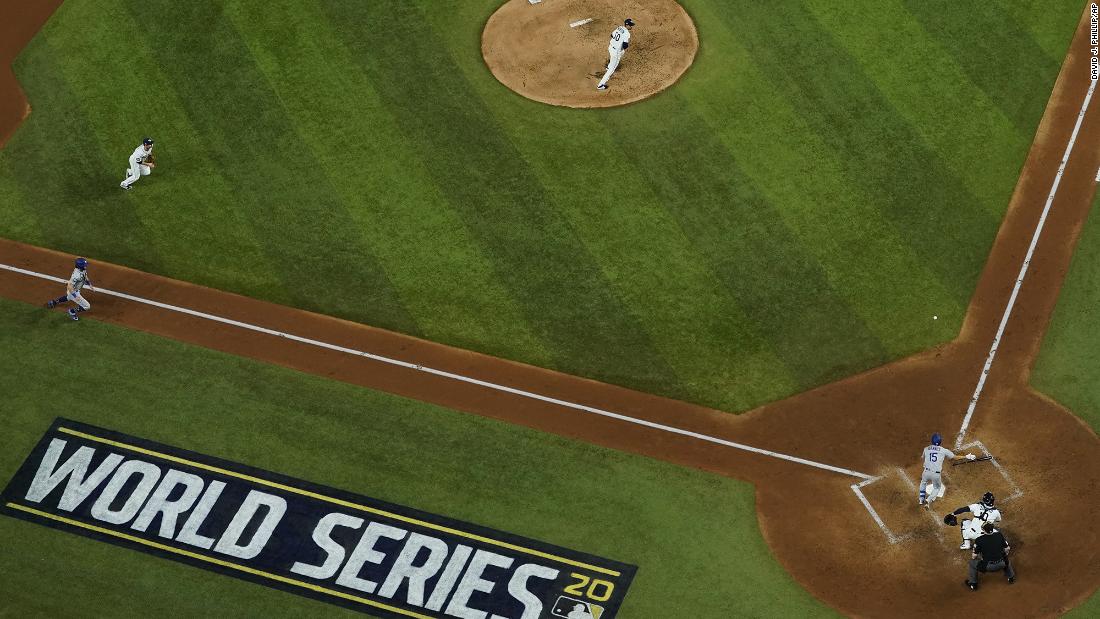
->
<box><xmin>944</xmin><ymin>513</ymin><xmax>959</xmax><ymax>526</ymax></box>
<box><xmin>981</xmin><ymin>492</ymin><xmax>995</xmax><ymax>508</ymax></box>
<box><xmin>931</xmin><ymin>433</ymin><xmax>942</xmax><ymax>446</ymax></box>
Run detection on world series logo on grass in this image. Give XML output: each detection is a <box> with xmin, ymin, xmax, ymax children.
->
<box><xmin>0</xmin><ymin>419</ymin><xmax>636</xmax><ymax>618</ymax></box>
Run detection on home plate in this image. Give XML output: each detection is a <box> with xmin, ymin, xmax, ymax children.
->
<box><xmin>570</xmin><ymin>18</ymin><xmax>593</xmax><ymax>28</ymax></box>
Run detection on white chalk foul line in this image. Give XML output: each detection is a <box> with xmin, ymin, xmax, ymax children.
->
<box><xmin>960</xmin><ymin>441</ymin><xmax>1024</xmax><ymax>502</ymax></box>
<box><xmin>0</xmin><ymin>261</ymin><xmax>874</xmax><ymax>481</ymax></box>
<box><xmin>955</xmin><ymin>77</ymin><xmax>1100</xmax><ymax>449</ymax></box>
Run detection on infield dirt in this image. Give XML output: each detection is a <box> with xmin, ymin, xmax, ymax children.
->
<box><xmin>1</xmin><ymin>1</ymin><xmax>1099</xmax><ymax>617</ymax></box>
<box><xmin>482</xmin><ymin>0</ymin><xmax>697</xmax><ymax>107</ymax></box>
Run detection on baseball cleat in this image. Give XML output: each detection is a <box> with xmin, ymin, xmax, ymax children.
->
<box><xmin>46</xmin><ymin>300</ymin><xmax>56</xmax><ymax>308</ymax></box>
<box><xmin>965</xmin><ymin>580</ymin><xmax>977</xmax><ymax>591</ymax></box>
<box><xmin>959</xmin><ymin>540</ymin><xmax>971</xmax><ymax>550</ymax></box>
<box><xmin>121</xmin><ymin>185</ymin><xmax>131</xmax><ymax>190</ymax></box>
<box><xmin>597</xmin><ymin>84</ymin><xmax>608</xmax><ymax>90</ymax></box>
<box><xmin>68</xmin><ymin>308</ymin><xmax>79</xmax><ymax>321</ymax></box>
<box><xmin>1007</xmin><ymin>576</ymin><xmax>1015</xmax><ymax>584</ymax></box>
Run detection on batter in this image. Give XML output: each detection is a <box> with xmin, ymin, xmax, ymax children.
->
<box><xmin>918</xmin><ymin>433</ymin><xmax>976</xmax><ymax>505</ymax></box>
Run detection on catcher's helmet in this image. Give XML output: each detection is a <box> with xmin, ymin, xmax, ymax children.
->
<box><xmin>624</xmin><ymin>18</ymin><xmax>636</xmax><ymax>27</ymax></box>
<box><xmin>142</xmin><ymin>137</ymin><xmax>154</xmax><ymax>146</ymax></box>
<box><xmin>75</xmin><ymin>257</ymin><xmax>88</xmax><ymax>270</ymax></box>
<box><xmin>931</xmin><ymin>432</ymin><xmax>942</xmax><ymax>446</ymax></box>
<box><xmin>981</xmin><ymin>492</ymin><xmax>995</xmax><ymax>508</ymax></box>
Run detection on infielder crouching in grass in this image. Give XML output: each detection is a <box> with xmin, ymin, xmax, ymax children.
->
<box><xmin>120</xmin><ymin>137</ymin><xmax>155</xmax><ymax>190</ymax></box>
<box><xmin>46</xmin><ymin>257</ymin><xmax>93</xmax><ymax>321</ymax></box>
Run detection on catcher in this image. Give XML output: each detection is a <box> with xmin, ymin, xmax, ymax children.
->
<box><xmin>943</xmin><ymin>492</ymin><xmax>1003</xmax><ymax>550</ymax></box>
<box><xmin>120</xmin><ymin>137</ymin><xmax>156</xmax><ymax>190</ymax></box>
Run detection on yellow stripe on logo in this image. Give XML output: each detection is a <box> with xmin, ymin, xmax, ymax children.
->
<box><xmin>56</xmin><ymin>426</ymin><xmax>621</xmax><ymax>577</ymax></box>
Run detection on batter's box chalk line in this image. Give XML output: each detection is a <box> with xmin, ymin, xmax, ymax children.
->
<box><xmin>852</xmin><ymin>439</ymin><xmax>1023</xmax><ymax>544</ymax></box>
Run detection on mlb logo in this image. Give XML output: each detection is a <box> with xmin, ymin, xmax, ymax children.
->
<box><xmin>551</xmin><ymin>595</ymin><xmax>604</xmax><ymax>619</ymax></box>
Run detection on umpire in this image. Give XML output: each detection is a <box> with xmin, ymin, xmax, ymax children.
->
<box><xmin>965</xmin><ymin>521</ymin><xmax>1016</xmax><ymax>590</ymax></box>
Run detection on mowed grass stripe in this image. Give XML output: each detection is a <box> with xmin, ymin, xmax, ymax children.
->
<box><xmin>806</xmin><ymin>0</ymin><xmax>1025</xmax><ymax>217</ymax></box>
<box><xmin>126</xmin><ymin>0</ymin><xmax>418</xmax><ymax>333</ymax></box>
<box><xmin>681</xmin><ymin>3</ymin><xmax>963</xmax><ymax>352</ymax></box>
<box><xmin>3</xmin><ymin>38</ymin><xmax>162</xmax><ymax>270</ymax></box>
<box><xmin>714</xmin><ymin>1</ymin><xmax>1000</xmax><ymax>306</ymax></box>
<box><xmin>1004</xmin><ymin>1</ymin><xmax>1084</xmax><ymax>61</ymax></box>
<box><xmin>901</xmin><ymin>0</ymin><xmax>1065</xmax><ymax>138</ymax></box>
<box><xmin>417</xmin><ymin>7</ymin><xmax>799</xmax><ymax>407</ymax></box>
<box><xmin>223</xmin><ymin>0</ymin><xmax>550</xmax><ymax>362</ymax></box>
<box><xmin>321</xmin><ymin>1</ymin><xmax>678</xmax><ymax>386</ymax></box>
<box><xmin>602</xmin><ymin>93</ymin><xmax>889</xmax><ymax>390</ymax></box>
<box><xmin>37</xmin><ymin>0</ymin><xmax>279</xmax><ymax>293</ymax></box>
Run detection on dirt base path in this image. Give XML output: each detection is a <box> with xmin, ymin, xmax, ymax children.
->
<box><xmin>0</xmin><ymin>0</ymin><xmax>63</xmax><ymax>148</ymax></box>
<box><xmin>3</xmin><ymin>2</ymin><xmax>1100</xmax><ymax>617</ymax></box>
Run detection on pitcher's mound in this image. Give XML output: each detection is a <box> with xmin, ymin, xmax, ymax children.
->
<box><xmin>482</xmin><ymin>0</ymin><xmax>698</xmax><ymax>108</ymax></box>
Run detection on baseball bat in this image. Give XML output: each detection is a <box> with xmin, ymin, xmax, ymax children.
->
<box><xmin>952</xmin><ymin>455</ymin><xmax>993</xmax><ymax>466</ymax></box>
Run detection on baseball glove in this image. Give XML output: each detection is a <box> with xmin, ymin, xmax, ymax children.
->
<box><xmin>943</xmin><ymin>513</ymin><xmax>958</xmax><ymax>526</ymax></box>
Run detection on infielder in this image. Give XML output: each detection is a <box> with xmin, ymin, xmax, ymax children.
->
<box><xmin>120</xmin><ymin>137</ymin><xmax>156</xmax><ymax>190</ymax></box>
<box><xmin>948</xmin><ymin>492</ymin><xmax>1003</xmax><ymax>550</ymax></box>
<box><xmin>597</xmin><ymin>18</ymin><xmax>635</xmax><ymax>91</ymax></box>
<box><xmin>918</xmin><ymin>433</ymin><xmax>976</xmax><ymax>505</ymax></box>
<box><xmin>45</xmin><ymin>257</ymin><xmax>94</xmax><ymax>321</ymax></box>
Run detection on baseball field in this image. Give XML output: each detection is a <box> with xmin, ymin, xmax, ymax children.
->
<box><xmin>1</xmin><ymin>1</ymin><xmax>1099</xmax><ymax>617</ymax></box>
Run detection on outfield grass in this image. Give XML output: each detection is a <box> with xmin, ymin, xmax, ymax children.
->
<box><xmin>0</xmin><ymin>297</ymin><xmax>834</xmax><ymax>617</ymax></box>
<box><xmin>1031</xmin><ymin>192</ymin><xmax>1100</xmax><ymax>615</ymax></box>
<box><xmin>0</xmin><ymin>1</ymin><xmax>1079</xmax><ymax>412</ymax></box>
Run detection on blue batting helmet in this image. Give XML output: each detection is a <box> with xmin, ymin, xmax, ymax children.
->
<box><xmin>75</xmin><ymin>257</ymin><xmax>88</xmax><ymax>270</ymax></box>
<box><xmin>931</xmin><ymin>433</ymin><xmax>942</xmax><ymax>446</ymax></box>
<box><xmin>142</xmin><ymin>137</ymin><xmax>154</xmax><ymax>146</ymax></box>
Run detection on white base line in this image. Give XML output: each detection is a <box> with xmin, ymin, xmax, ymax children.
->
<box><xmin>955</xmin><ymin>77</ymin><xmax>1099</xmax><ymax>449</ymax></box>
<box><xmin>895</xmin><ymin>467</ymin><xmax>949</xmax><ymax>546</ymax></box>
<box><xmin>0</xmin><ymin>262</ymin><xmax>874</xmax><ymax>481</ymax></box>
<box><xmin>855</xmin><ymin>440</ymin><xmax>1025</xmax><ymax>543</ymax></box>
<box><xmin>850</xmin><ymin>476</ymin><xmax>907</xmax><ymax>544</ymax></box>
<box><xmin>960</xmin><ymin>440</ymin><xmax>1024</xmax><ymax>502</ymax></box>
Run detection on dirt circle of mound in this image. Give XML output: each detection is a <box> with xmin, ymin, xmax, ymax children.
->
<box><xmin>482</xmin><ymin>0</ymin><xmax>698</xmax><ymax>108</ymax></box>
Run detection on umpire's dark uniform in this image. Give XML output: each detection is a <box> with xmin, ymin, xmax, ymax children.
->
<box><xmin>966</xmin><ymin>523</ymin><xmax>1016</xmax><ymax>590</ymax></box>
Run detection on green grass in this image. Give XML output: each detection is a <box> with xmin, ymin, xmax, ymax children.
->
<box><xmin>1033</xmin><ymin>193</ymin><xmax>1100</xmax><ymax>430</ymax></box>
<box><xmin>0</xmin><ymin>0</ymin><xmax>1080</xmax><ymax>412</ymax></box>
<box><xmin>0</xmin><ymin>296</ymin><xmax>833</xmax><ymax>618</ymax></box>
<box><xmin>1031</xmin><ymin>193</ymin><xmax>1100</xmax><ymax>614</ymax></box>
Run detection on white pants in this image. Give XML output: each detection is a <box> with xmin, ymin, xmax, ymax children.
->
<box><xmin>961</xmin><ymin>519</ymin><xmax>989</xmax><ymax>542</ymax></box>
<box><xmin>597</xmin><ymin>45</ymin><xmax>624</xmax><ymax>88</ymax></box>
<box><xmin>920</xmin><ymin>469</ymin><xmax>946</xmax><ymax>502</ymax></box>
<box><xmin>121</xmin><ymin>161</ymin><xmax>152</xmax><ymax>188</ymax></box>
<box><xmin>67</xmin><ymin>291</ymin><xmax>90</xmax><ymax>311</ymax></box>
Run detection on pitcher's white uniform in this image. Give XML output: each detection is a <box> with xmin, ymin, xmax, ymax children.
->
<box><xmin>597</xmin><ymin>23</ymin><xmax>632</xmax><ymax>90</ymax></box>
<box><xmin>121</xmin><ymin>140</ymin><xmax>154</xmax><ymax>189</ymax></box>
<box><xmin>66</xmin><ymin>267</ymin><xmax>92</xmax><ymax>311</ymax></box>
<box><xmin>919</xmin><ymin>444</ymin><xmax>955</xmax><ymax>504</ymax></box>
<box><xmin>960</xmin><ymin>501</ymin><xmax>1002</xmax><ymax>548</ymax></box>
